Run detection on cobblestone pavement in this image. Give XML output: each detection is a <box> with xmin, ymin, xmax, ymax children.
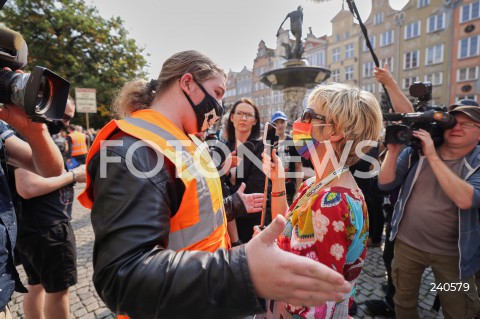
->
<box><xmin>8</xmin><ymin>184</ymin><xmax>445</xmax><ymax>319</ymax></box>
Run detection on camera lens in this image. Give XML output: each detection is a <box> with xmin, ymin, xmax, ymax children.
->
<box><xmin>35</xmin><ymin>76</ymin><xmax>53</xmax><ymax>114</ymax></box>
<box><xmin>395</xmin><ymin>129</ymin><xmax>410</xmax><ymax>143</ymax></box>
<box><xmin>0</xmin><ymin>69</ymin><xmax>29</xmax><ymax>107</ymax></box>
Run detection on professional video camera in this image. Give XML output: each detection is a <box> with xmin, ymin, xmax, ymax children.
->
<box><xmin>0</xmin><ymin>27</ymin><xmax>70</xmax><ymax>122</ymax></box>
<box><xmin>383</xmin><ymin>81</ymin><xmax>456</xmax><ymax>150</ymax></box>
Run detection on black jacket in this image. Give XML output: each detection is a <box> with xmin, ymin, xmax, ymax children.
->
<box><xmin>88</xmin><ymin>131</ymin><xmax>264</xmax><ymax>319</ymax></box>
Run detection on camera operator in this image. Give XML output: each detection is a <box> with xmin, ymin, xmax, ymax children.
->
<box><xmin>0</xmin><ymin>99</ymin><xmax>63</xmax><ymax>317</ymax></box>
<box><xmin>378</xmin><ymin>104</ymin><xmax>480</xmax><ymax>318</ymax></box>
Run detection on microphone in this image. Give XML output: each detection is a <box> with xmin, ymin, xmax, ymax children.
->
<box><xmin>0</xmin><ymin>27</ymin><xmax>28</xmax><ymax>70</ymax></box>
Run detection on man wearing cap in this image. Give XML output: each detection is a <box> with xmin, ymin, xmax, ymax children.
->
<box><xmin>271</xmin><ymin>111</ymin><xmax>302</xmax><ymax>204</ymax></box>
<box><xmin>378</xmin><ymin>105</ymin><xmax>480</xmax><ymax>318</ymax></box>
<box><xmin>448</xmin><ymin>98</ymin><xmax>479</xmax><ymax>111</ymax></box>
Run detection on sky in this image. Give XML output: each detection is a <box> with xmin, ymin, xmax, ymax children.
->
<box><xmin>90</xmin><ymin>0</ymin><xmax>409</xmax><ymax>78</ymax></box>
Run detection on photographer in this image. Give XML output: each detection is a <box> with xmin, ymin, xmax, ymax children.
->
<box><xmin>0</xmin><ymin>103</ymin><xmax>63</xmax><ymax>317</ymax></box>
<box><xmin>378</xmin><ymin>105</ymin><xmax>480</xmax><ymax>318</ymax></box>
<box><xmin>13</xmin><ymin>97</ymin><xmax>85</xmax><ymax>319</ymax></box>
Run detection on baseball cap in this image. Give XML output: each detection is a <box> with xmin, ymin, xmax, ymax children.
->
<box><xmin>271</xmin><ymin>111</ymin><xmax>288</xmax><ymax>122</ymax></box>
<box><xmin>449</xmin><ymin>105</ymin><xmax>480</xmax><ymax>123</ymax></box>
<box><xmin>448</xmin><ymin>99</ymin><xmax>479</xmax><ymax>111</ymax></box>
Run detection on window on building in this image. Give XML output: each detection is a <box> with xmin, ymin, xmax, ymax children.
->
<box><xmin>403</xmin><ymin>76</ymin><xmax>419</xmax><ymax>90</ymax></box>
<box><xmin>363</xmin><ymin>83</ymin><xmax>375</xmax><ymax>94</ymax></box>
<box><xmin>427</xmin><ymin>13</ymin><xmax>445</xmax><ymax>33</ymax></box>
<box><xmin>380</xmin><ymin>30</ymin><xmax>395</xmax><ymax>47</ymax></box>
<box><xmin>307</xmin><ymin>51</ymin><xmax>326</xmax><ymax>66</ymax></box>
<box><xmin>363</xmin><ymin>36</ymin><xmax>375</xmax><ymax>52</ymax></box>
<box><xmin>345</xmin><ymin>66</ymin><xmax>354</xmax><ymax>81</ymax></box>
<box><xmin>332</xmin><ymin>48</ymin><xmax>341</xmax><ymax>62</ymax></box>
<box><xmin>336</xmin><ymin>34</ymin><xmax>341</xmax><ymax>41</ymax></box>
<box><xmin>457</xmin><ymin>66</ymin><xmax>479</xmax><ymax>81</ymax></box>
<box><xmin>318</xmin><ymin>51</ymin><xmax>326</xmax><ymax>66</ymax></box>
<box><xmin>363</xmin><ymin>62</ymin><xmax>375</xmax><ymax>78</ymax></box>
<box><xmin>424</xmin><ymin>72</ymin><xmax>443</xmax><ymax>86</ymax></box>
<box><xmin>405</xmin><ymin>21</ymin><xmax>421</xmax><ymax>39</ymax></box>
<box><xmin>378</xmin><ymin>83</ymin><xmax>384</xmax><ymax>93</ymax></box>
<box><xmin>425</xmin><ymin>44</ymin><xmax>444</xmax><ymax>65</ymax></box>
<box><xmin>345</xmin><ymin>31</ymin><xmax>350</xmax><ymax>39</ymax></box>
<box><xmin>460</xmin><ymin>1</ymin><xmax>480</xmax><ymax>23</ymax></box>
<box><xmin>404</xmin><ymin>50</ymin><xmax>420</xmax><ymax>69</ymax></box>
<box><xmin>456</xmin><ymin>95</ymin><xmax>478</xmax><ymax>102</ymax></box>
<box><xmin>331</xmin><ymin>69</ymin><xmax>340</xmax><ymax>82</ymax></box>
<box><xmin>380</xmin><ymin>57</ymin><xmax>394</xmax><ymax>70</ymax></box>
<box><xmin>374</xmin><ymin>12</ymin><xmax>384</xmax><ymax>25</ymax></box>
<box><xmin>418</xmin><ymin>0</ymin><xmax>430</xmax><ymax>8</ymax></box>
<box><xmin>345</xmin><ymin>43</ymin><xmax>354</xmax><ymax>58</ymax></box>
<box><xmin>459</xmin><ymin>35</ymin><xmax>480</xmax><ymax>58</ymax></box>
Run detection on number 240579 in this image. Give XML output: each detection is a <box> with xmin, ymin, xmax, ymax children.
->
<box><xmin>430</xmin><ymin>282</ymin><xmax>470</xmax><ymax>292</ymax></box>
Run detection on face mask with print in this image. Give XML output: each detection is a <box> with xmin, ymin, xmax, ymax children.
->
<box><xmin>183</xmin><ymin>81</ymin><xmax>224</xmax><ymax>132</ymax></box>
<box><xmin>292</xmin><ymin>122</ymin><xmax>320</xmax><ymax>160</ymax></box>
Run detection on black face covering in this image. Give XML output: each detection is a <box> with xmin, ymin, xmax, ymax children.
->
<box><xmin>183</xmin><ymin>81</ymin><xmax>224</xmax><ymax>132</ymax></box>
<box><xmin>47</xmin><ymin>120</ymin><xmax>65</xmax><ymax>135</ymax></box>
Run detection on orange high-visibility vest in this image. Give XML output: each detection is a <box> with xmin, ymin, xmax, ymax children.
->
<box><xmin>79</xmin><ymin>109</ymin><xmax>230</xmax><ymax>248</ymax></box>
<box><xmin>68</xmin><ymin>131</ymin><xmax>88</xmax><ymax>156</ymax></box>
<box><xmin>79</xmin><ymin>109</ymin><xmax>231</xmax><ymax>319</ymax></box>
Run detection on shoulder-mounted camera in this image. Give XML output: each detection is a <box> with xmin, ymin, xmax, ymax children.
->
<box><xmin>383</xmin><ymin>81</ymin><xmax>456</xmax><ymax>150</ymax></box>
<box><xmin>0</xmin><ymin>26</ymin><xmax>70</xmax><ymax>123</ymax></box>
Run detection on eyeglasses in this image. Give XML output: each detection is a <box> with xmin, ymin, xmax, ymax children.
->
<box><xmin>301</xmin><ymin>108</ymin><xmax>327</xmax><ymax>124</ymax></box>
<box><xmin>234</xmin><ymin>111</ymin><xmax>255</xmax><ymax>120</ymax></box>
<box><xmin>456</xmin><ymin>122</ymin><xmax>480</xmax><ymax>129</ymax></box>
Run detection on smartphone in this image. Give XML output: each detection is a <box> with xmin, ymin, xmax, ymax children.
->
<box><xmin>263</xmin><ymin>122</ymin><xmax>279</xmax><ymax>151</ymax></box>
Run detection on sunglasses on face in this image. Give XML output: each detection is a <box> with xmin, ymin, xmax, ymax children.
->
<box><xmin>301</xmin><ymin>108</ymin><xmax>326</xmax><ymax>124</ymax></box>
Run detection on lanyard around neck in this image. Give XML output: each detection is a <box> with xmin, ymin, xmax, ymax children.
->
<box><xmin>291</xmin><ymin>166</ymin><xmax>350</xmax><ymax>213</ymax></box>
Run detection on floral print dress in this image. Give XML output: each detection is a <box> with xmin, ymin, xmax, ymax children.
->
<box><xmin>257</xmin><ymin>178</ymin><xmax>369</xmax><ymax>319</ymax></box>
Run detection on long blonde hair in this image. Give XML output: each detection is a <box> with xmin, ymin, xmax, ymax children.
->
<box><xmin>112</xmin><ymin>50</ymin><xmax>226</xmax><ymax>118</ymax></box>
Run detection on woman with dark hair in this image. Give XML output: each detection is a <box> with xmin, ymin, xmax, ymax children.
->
<box><xmin>223</xmin><ymin>98</ymin><xmax>266</xmax><ymax>243</ymax></box>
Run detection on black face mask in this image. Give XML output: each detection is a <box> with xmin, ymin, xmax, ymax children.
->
<box><xmin>183</xmin><ymin>81</ymin><xmax>224</xmax><ymax>132</ymax></box>
<box><xmin>47</xmin><ymin>120</ymin><xmax>65</xmax><ymax>135</ymax></box>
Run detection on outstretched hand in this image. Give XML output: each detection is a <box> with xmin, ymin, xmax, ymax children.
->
<box><xmin>235</xmin><ymin>183</ymin><xmax>264</xmax><ymax>213</ymax></box>
<box><xmin>246</xmin><ymin>215</ymin><xmax>351</xmax><ymax>306</ymax></box>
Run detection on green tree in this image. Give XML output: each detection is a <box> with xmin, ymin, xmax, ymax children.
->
<box><xmin>0</xmin><ymin>0</ymin><xmax>148</xmax><ymax>128</ymax></box>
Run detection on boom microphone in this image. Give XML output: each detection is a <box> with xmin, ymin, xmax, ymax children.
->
<box><xmin>0</xmin><ymin>27</ymin><xmax>28</xmax><ymax>70</ymax></box>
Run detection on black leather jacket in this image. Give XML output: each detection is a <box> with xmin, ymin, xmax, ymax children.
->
<box><xmin>87</xmin><ymin>131</ymin><xmax>265</xmax><ymax>319</ymax></box>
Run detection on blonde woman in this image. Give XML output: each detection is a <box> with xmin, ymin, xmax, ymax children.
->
<box><xmin>260</xmin><ymin>83</ymin><xmax>383</xmax><ymax>318</ymax></box>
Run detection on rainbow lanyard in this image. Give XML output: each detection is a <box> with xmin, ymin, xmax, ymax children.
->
<box><xmin>289</xmin><ymin>166</ymin><xmax>350</xmax><ymax>214</ymax></box>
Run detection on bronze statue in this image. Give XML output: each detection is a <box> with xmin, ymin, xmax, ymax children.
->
<box><xmin>277</xmin><ymin>6</ymin><xmax>304</xmax><ymax>59</ymax></box>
